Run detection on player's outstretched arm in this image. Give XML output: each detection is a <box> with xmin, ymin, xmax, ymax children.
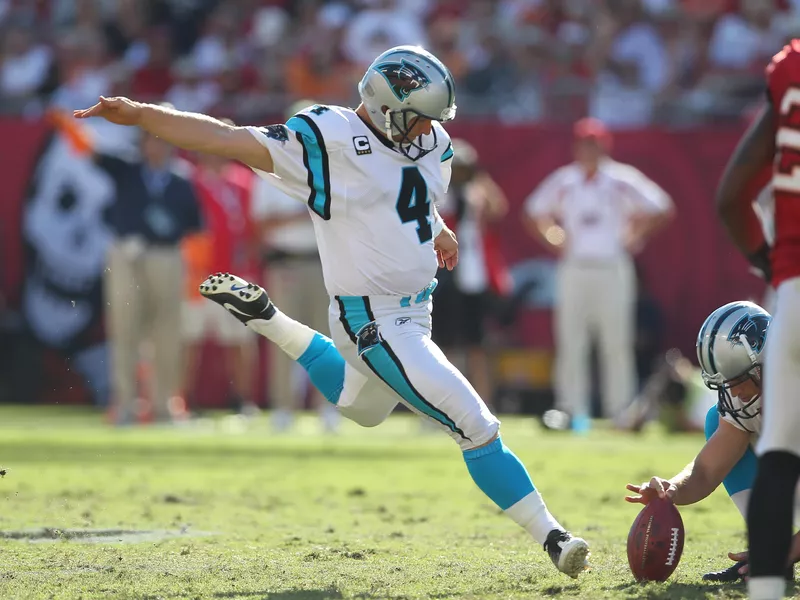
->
<box><xmin>625</xmin><ymin>419</ymin><xmax>751</xmax><ymax>506</ymax></box>
<box><xmin>73</xmin><ymin>97</ymin><xmax>274</xmax><ymax>173</ymax></box>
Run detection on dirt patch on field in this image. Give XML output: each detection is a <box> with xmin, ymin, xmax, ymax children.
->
<box><xmin>0</xmin><ymin>527</ymin><xmax>214</xmax><ymax>544</ymax></box>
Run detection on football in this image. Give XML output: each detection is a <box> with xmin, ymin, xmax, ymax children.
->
<box><xmin>627</xmin><ymin>498</ymin><xmax>685</xmax><ymax>582</ymax></box>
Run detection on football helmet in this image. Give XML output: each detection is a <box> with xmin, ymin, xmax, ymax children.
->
<box><xmin>696</xmin><ymin>301</ymin><xmax>771</xmax><ymax>432</ymax></box>
<box><xmin>358</xmin><ymin>45</ymin><xmax>456</xmax><ymax>160</ymax></box>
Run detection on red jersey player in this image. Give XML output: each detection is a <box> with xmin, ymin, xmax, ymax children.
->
<box><xmin>716</xmin><ymin>39</ymin><xmax>800</xmax><ymax>600</ymax></box>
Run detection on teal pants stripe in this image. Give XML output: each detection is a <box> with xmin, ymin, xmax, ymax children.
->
<box><xmin>337</xmin><ymin>295</ymin><xmax>467</xmax><ymax>439</ymax></box>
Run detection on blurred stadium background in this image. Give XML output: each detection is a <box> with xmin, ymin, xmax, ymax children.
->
<box><xmin>0</xmin><ymin>0</ymin><xmax>783</xmax><ymax>418</ymax></box>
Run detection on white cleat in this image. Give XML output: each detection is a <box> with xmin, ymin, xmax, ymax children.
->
<box><xmin>198</xmin><ymin>272</ymin><xmax>275</xmax><ymax>323</ymax></box>
<box><xmin>544</xmin><ymin>529</ymin><xmax>590</xmax><ymax>579</ymax></box>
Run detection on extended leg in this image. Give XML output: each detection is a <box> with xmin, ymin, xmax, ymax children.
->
<box><xmin>335</xmin><ymin>296</ymin><xmax>590</xmax><ymax>578</ymax></box>
<box><xmin>199</xmin><ymin>273</ymin><xmax>396</xmax><ymax>427</ymax></box>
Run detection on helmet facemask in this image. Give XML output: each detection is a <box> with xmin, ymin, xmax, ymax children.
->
<box><xmin>704</xmin><ymin>364</ymin><xmax>762</xmax><ymax>433</ymax></box>
<box><xmin>384</xmin><ymin>108</ymin><xmax>439</xmax><ymax>161</ymax></box>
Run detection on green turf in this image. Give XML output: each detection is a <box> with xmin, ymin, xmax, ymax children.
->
<box><xmin>0</xmin><ymin>406</ymin><xmax>792</xmax><ymax>599</ymax></box>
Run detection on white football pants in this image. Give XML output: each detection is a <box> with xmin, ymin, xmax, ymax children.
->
<box><xmin>328</xmin><ymin>287</ymin><xmax>499</xmax><ymax>451</ymax></box>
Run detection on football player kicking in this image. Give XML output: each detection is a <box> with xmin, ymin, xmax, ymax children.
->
<box><xmin>75</xmin><ymin>46</ymin><xmax>590</xmax><ymax>578</ymax></box>
<box><xmin>625</xmin><ymin>301</ymin><xmax>798</xmax><ymax>583</ymax></box>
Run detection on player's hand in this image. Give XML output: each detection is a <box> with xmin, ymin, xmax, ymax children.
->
<box><xmin>435</xmin><ymin>226</ymin><xmax>458</xmax><ymax>271</ymax></box>
<box><xmin>727</xmin><ymin>551</ymin><xmax>749</xmax><ymax>577</ymax></box>
<box><xmin>73</xmin><ymin>96</ymin><xmax>143</xmax><ymax>126</ymax></box>
<box><xmin>624</xmin><ymin>477</ymin><xmax>677</xmax><ymax>504</ymax></box>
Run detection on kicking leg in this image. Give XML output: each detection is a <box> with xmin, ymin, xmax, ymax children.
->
<box><xmin>336</xmin><ymin>296</ymin><xmax>590</xmax><ymax>578</ymax></box>
<box><xmin>198</xmin><ymin>273</ymin><xmax>397</xmax><ymax>427</ymax></box>
<box><xmin>199</xmin><ymin>273</ymin><xmax>345</xmax><ymax>404</ymax></box>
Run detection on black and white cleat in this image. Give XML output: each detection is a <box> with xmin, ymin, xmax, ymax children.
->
<box><xmin>544</xmin><ymin>529</ymin><xmax>590</xmax><ymax>579</ymax></box>
<box><xmin>198</xmin><ymin>272</ymin><xmax>275</xmax><ymax>324</ymax></box>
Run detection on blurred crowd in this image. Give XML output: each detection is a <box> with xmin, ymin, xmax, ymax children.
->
<box><xmin>2</xmin><ymin>0</ymin><xmax>800</xmax><ymax>127</ymax></box>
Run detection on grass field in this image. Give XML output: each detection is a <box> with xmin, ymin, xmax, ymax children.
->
<box><xmin>0</xmin><ymin>406</ymin><xmax>793</xmax><ymax>600</ymax></box>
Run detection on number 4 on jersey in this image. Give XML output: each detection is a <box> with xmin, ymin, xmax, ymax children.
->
<box><xmin>396</xmin><ymin>166</ymin><xmax>432</xmax><ymax>244</ymax></box>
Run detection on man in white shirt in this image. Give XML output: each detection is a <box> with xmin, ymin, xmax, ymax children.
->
<box><xmin>251</xmin><ymin>101</ymin><xmax>337</xmax><ymax>432</ymax></box>
<box><xmin>524</xmin><ymin>118</ymin><xmax>674</xmax><ymax>432</ymax></box>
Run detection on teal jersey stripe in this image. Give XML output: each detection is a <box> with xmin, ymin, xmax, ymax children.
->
<box><xmin>337</xmin><ymin>295</ymin><xmax>466</xmax><ymax>439</ymax></box>
<box><xmin>286</xmin><ymin>114</ymin><xmax>332</xmax><ymax>220</ymax></box>
<box><xmin>440</xmin><ymin>142</ymin><xmax>454</xmax><ymax>162</ymax></box>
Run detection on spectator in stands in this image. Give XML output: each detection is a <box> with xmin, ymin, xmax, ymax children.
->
<box><xmin>250</xmin><ymin>99</ymin><xmax>338</xmax><ymax>433</ymax></box>
<box><xmin>285</xmin><ymin>33</ymin><xmax>357</xmax><ymax>106</ymax></box>
<box><xmin>343</xmin><ymin>0</ymin><xmax>428</xmax><ymax>68</ymax></box>
<box><xmin>181</xmin><ymin>123</ymin><xmax>258</xmax><ymax>416</ymax></box>
<box><xmin>48</xmin><ymin>26</ymin><xmax>114</xmax><ymax>112</ymax></box>
<box><xmin>523</xmin><ymin>118</ymin><xmax>674</xmax><ymax>433</ymax></box>
<box><xmin>129</xmin><ymin>25</ymin><xmax>174</xmax><ymax>102</ymax></box>
<box><xmin>165</xmin><ymin>56</ymin><xmax>220</xmax><ymax>115</ymax></box>
<box><xmin>190</xmin><ymin>2</ymin><xmax>248</xmax><ymax>78</ymax></box>
<box><xmin>0</xmin><ymin>19</ymin><xmax>51</xmax><ymax>114</ymax></box>
<box><xmin>432</xmin><ymin>138</ymin><xmax>509</xmax><ymax>408</ymax></box>
<box><xmin>3</xmin><ymin>0</ymin><xmax>798</xmax><ymax>124</ymax></box>
<box><xmin>588</xmin><ymin>0</ymin><xmax>671</xmax><ymax>127</ymax></box>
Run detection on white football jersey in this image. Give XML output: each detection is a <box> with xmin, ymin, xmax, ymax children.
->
<box><xmin>247</xmin><ymin>104</ymin><xmax>454</xmax><ymax>297</ymax></box>
<box><xmin>722</xmin><ymin>399</ymin><xmax>762</xmax><ymax>443</ymax></box>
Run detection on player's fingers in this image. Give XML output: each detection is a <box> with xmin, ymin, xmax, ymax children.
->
<box><xmin>436</xmin><ymin>250</ymin><xmax>444</xmax><ymax>268</ymax></box>
<box><xmin>625</xmin><ymin>484</ymin><xmax>641</xmax><ymax>493</ymax></box>
<box><xmin>729</xmin><ymin>551</ymin><xmax>748</xmax><ymax>562</ymax></box>
<box><xmin>624</xmin><ymin>495</ymin><xmax>645</xmax><ymax>504</ymax></box>
<box><xmin>649</xmin><ymin>477</ymin><xmax>666</xmax><ymax>498</ymax></box>
<box><xmin>73</xmin><ymin>104</ymin><xmax>99</xmax><ymax>118</ymax></box>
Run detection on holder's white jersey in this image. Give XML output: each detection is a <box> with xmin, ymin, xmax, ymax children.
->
<box><xmin>722</xmin><ymin>400</ymin><xmax>763</xmax><ymax>444</ymax></box>
<box><xmin>247</xmin><ymin>104</ymin><xmax>454</xmax><ymax>297</ymax></box>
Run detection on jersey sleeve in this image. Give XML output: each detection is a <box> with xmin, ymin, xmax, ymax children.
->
<box><xmin>766</xmin><ymin>39</ymin><xmax>800</xmax><ymax>108</ymax></box>
<box><xmin>246</xmin><ymin>105</ymin><xmax>349</xmax><ymax>221</ymax></box>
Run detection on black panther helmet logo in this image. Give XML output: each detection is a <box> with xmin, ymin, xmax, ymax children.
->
<box><xmin>727</xmin><ymin>313</ymin><xmax>770</xmax><ymax>353</ymax></box>
<box><xmin>374</xmin><ymin>59</ymin><xmax>431</xmax><ymax>102</ymax></box>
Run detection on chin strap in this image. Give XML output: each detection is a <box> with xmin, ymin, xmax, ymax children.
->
<box><xmin>383</xmin><ymin>109</ymin><xmax>394</xmax><ymax>142</ymax></box>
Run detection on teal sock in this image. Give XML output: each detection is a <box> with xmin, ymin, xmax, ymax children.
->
<box><xmin>296</xmin><ymin>333</ymin><xmax>345</xmax><ymax>405</ymax></box>
<box><xmin>463</xmin><ymin>437</ymin><xmax>536</xmax><ymax>509</ymax></box>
